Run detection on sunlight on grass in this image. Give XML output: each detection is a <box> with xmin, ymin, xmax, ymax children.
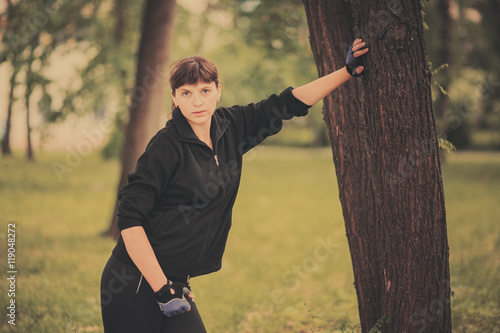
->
<box><xmin>0</xmin><ymin>148</ymin><xmax>499</xmax><ymax>332</ymax></box>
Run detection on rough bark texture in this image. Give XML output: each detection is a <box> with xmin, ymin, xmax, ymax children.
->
<box><xmin>106</xmin><ymin>0</ymin><xmax>176</xmax><ymax>238</ymax></box>
<box><xmin>303</xmin><ymin>0</ymin><xmax>451</xmax><ymax>332</ymax></box>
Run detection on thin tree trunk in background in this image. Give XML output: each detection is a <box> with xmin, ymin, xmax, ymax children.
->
<box><xmin>303</xmin><ymin>0</ymin><xmax>451</xmax><ymax>331</ymax></box>
<box><xmin>25</xmin><ymin>44</ymin><xmax>36</xmax><ymax>162</ymax></box>
<box><xmin>1</xmin><ymin>69</ymin><xmax>18</xmax><ymax>156</ymax></box>
<box><xmin>114</xmin><ymin>0</ymin><xmax>126</xmax><ymax>43</ymax></box>
<box><xmin>106</xmin><ymin>0</ymin><xmax>176</xmax><ymax>238</ymax></box>
<box><xmin>25</xmin><ymin>95</ymin><xmax>33</xmax><ymax>161</ymax></box>
<box><xmin>476</xmin><ymin>0</ymin><xmax>500</xmax><ymax>128</ymax></box>
<box><xmin>436</xmin><ymin>0</ymin><xmax>453</xmax><ymax>124</ymax></box>
<box><xmin>114</xmin><ymin>0</ymin><xmax>130</xmax><ymax>98</ymax></box>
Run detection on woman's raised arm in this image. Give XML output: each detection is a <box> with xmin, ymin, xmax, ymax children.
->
<box><xmin>292</xmin><ymin>39</ymin><xmax>368</xmax><ymax>106</ymax></box>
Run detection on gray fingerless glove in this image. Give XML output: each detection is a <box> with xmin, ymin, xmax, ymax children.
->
<box><xmin>155</xmin><ymin>280</ymin><xmax>191</xmax><ymax>317</ymax></box>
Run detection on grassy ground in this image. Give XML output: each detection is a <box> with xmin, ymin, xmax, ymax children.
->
<box><xmin>0</xmin><ymin>147</ymin><xmax>499</xmax><ymax>332</ymax></box>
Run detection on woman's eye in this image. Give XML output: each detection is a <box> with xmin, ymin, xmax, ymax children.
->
<box><xmin>182</xmin><ymin>91</ymin><xmax>189</xmax><ymax>96</ymax></box>
<box><xmin>202</xmin><ymin>89</ymin><xmax>210</xmax><ymax>94</ymax></box>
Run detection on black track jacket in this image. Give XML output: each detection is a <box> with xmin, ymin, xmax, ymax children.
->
<box><xmin>112</xmin><ymin>87</ymin><xmax>310</xmax><ymax>279</ymax></box>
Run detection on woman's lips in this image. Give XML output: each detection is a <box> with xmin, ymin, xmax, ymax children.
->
<box><xmin>193</xmin><ymin>110</ymin><xmax>206</xmax><ymax>115</ymax></box>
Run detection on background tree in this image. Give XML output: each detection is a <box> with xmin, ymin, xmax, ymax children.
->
<box><xmin>425</xmin><ymin>0</ymin><xmax>500</xmax><ymax>150</ymax></box>
<box><xmin>106</xmin><ymin>0</ymin><xmax>176</xmax><ymax>238</ymax></box>
<box><xmin>1</xmin><ymin>57</ymin><xmax>19</xmax><ymax>156</ymax></box>
<box><xmin>0</xmin><ymin>0</ymin><xmax>104</xmax><ymax>159</ymax></box>
<box><xmin>303</xmin><ymin>0</ymin><xmax>451</xmax><ymax>332</ymax></box>
<box><xmin>432</xmin><ymin>0</ymin><xmax>454</xmax><ymax>128</ymax></box>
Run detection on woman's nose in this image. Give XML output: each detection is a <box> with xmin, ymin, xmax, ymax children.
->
<box><xmin>192</xmin><ymin>94</ymin><xmax>203</xmax><ymax>107</ymax></box>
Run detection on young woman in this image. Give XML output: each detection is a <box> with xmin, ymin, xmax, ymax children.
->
<box><xmin>101</xmin><ymin>39</ymin><xmax>368</xmax><ymax>332</ymax></box>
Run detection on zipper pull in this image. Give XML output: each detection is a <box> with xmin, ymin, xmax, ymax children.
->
<box><xmin>214</xmin><ymin>155</ymin><xmax>219</xmax><ymax>166</ymax></box>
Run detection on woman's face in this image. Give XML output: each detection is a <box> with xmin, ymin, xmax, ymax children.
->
<box><xmin>172</xmin><ymin>81</ymin><xmax>221</xmax><ymax>129</ymax></box>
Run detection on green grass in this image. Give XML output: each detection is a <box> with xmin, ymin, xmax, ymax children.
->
<box><xmin>0</xmin><ymin>148</ymin><xmax>499</xmax><ymax>332</ymax></box>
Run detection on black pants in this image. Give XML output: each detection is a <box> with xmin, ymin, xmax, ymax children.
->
<box><xmin>101</xmin><ymin>255</ymin><xmax>207</xmax><ymax>333</ymax></box>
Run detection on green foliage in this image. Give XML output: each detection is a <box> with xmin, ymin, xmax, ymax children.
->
<box><xmin>101</xmin><ymin>115</ymin><xmax>124</xmax><ymax>160</ymax></box>
<box><xmin>421</xmin><ymin>0</ymin><xmax>431</xmax><ymax>30</ymax></box>
<box><xmin>439</xmin><ymin>137</ymin><xmax>457</xmax><ymax>153</ymax></box>
<box><xmin>424</xmin><ymin>0</ymin><xmax>500</xmax><ymax>150</ymax></box>
<box><xmin>1</xmin><ymin>0</ymin><xmax>104</xmax><ymax>116</ymax></box>
<box><xmin>429</xmin><ymin>62</ymin><xmax>451</xmax><ymax>105</ymax></box>
<box><xmin>431</xmin><ymin>63</ymin><xmax>450</xmax><ymax>76</ymax></box>
<box><xmin>0</xmin><ymin>0</ymin><xmax>144</xmax><ymax>157</ymax></box>
<box><xmin>430</xmin><ymin>63</ymin><xmax>451</xmax><ymax>98</ymax></box>
<box><xmin>368</xmin><ymin>314</ymin><xmax>392</xmax><ymax>333</ymax></box>
<box><xmin>234</xmin><ymin>0</ymin><xmax>308</xmax><ymax>57</ymax></box>
<box><xmin>441</xmin><ymin>68</ymin><xmax>493</xmax><ymax>149</ymax></box>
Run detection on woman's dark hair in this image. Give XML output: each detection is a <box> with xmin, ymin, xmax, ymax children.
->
<box><xmin>170</xmin><ymin>56</ymin><xmax>219</xmax><ymax>95</ymax></box>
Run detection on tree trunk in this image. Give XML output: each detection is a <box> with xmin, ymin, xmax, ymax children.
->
<box><xmin>26</xmin><ymin>94</ymin><xmax>33</xmax><ymax>161</ymax></box>
<box><xmin>25</xmin><ymin>44</ymin><xmax>36</xmax><ymax>162</ymax></box>
<box><xmin>113</xmin><ymin>0</ymin><xmax>130</xmax><ymax>98</ymax></box>
<box><xmin>1</xmin><ymin>69</ymin><xmax>18</xmax><ymax>156</ymax></box>
<box><xmin>303</xmin><ymin>1</ymin><xmax>451</xmax><ymax>332</ymax></box>
<box><xmin>114</xmin><ymin>0</ymin><xmax>127</xmax><ymax>43</ymax></box>
<box><xmin>106</xmin><ymin>0</ymin><xmax>176</xmax><ymax>238</ymax></box>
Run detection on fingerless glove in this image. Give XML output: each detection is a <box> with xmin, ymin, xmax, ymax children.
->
<box><xmin>155</xmin><ymin>280</ymin><xmax>192</xmax><ymax>317</ymax></box>
<box><xmin>345</xmin><ymin>44</ymin><xmax>366</xmax><ymax>77</ymax></box>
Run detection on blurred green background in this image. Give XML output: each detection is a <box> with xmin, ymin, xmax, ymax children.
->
<box><xmin>1</xmin><ymin>0</ymin><xmax>499</xmax><ymax>332</ymax></box>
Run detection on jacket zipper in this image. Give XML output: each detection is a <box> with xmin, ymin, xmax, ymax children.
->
<box><xmin>188</xmin><ymin>138</ymin><xmax>220</xmax><ymax>274</ymax></box>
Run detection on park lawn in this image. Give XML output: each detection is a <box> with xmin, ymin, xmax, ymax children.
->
<box><xmin>0</xmin><ymin>147</ymin><xmax>499</xmax><ymax>332</ymax></box>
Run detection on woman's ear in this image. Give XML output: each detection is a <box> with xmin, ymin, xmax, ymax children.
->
<box><xmin>217</xmin><ymin>83</ymin><xmax>222</xmax><ymax>103</ymax></box>
<box><xmin>171</xmin><ymin>90</ymin><xmax>177</xmax><ymax>107</ymax></box>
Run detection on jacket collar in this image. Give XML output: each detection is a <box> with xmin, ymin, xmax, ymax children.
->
<box><xmin>171</xmin><ymin>108</ymin><xmax>230</xmax><ymax>147</ymax></box>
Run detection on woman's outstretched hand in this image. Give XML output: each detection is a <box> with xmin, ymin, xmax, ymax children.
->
<box><xmin>346</xmin><ymin>38</ymin><xmax>369</xmax><ymax>77</ymax></box>
<box><xmin>291</xmin><ymin>38</ymin><xmax>370</xmax><ymax>105</ymax></box>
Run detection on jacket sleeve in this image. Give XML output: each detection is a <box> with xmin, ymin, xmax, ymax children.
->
<box><xmin>116</xmin><ymin>134</ymin><xmax>178</xmax><ymax>230</ymax></box>
<box><xmin>220</xmin><ymin>87</ymin><xmax>311</xmax><ymax>155</ymax></box>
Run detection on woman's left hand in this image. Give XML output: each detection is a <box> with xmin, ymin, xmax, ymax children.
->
<box><xmin>346</xmin><ymin>38</ymin><xmax>369</xmax><ymax>77</ymax></box>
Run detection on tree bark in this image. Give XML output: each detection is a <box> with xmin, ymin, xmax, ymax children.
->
<box><xmin>303</xmin><ymin>1</ymin><xmax>451</xmax><ymax>332</ymax></box>
<box><xmin>106</xmin><ymin>0</ymin><xmax>176</xmax><ymax>238</ymax></box>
